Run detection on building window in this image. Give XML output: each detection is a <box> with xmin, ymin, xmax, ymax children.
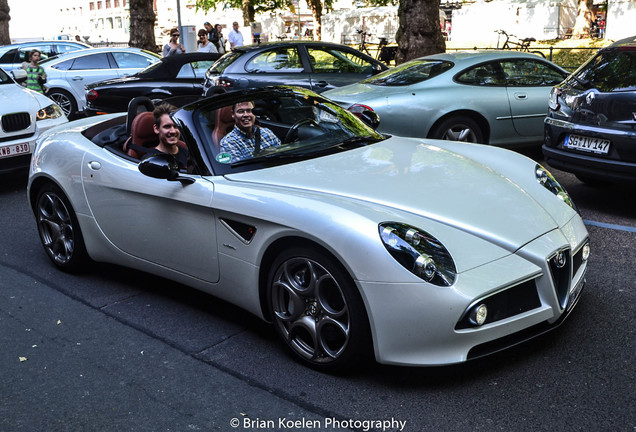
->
<box><xmin>106</xmin><ymin>0</ymin><xmax>111</xmax><ymax>8</ymax></box>
<box><xmin>89</xmin><ymin>2</ymin><xmax>94</xmax><ymax>10</ymax></box>
<box><xmin>114</xmin><ymin>0</ymin><xmax>119</xmax><ymax>7</ymax></box>
<box><xmin>97</xmin><ymin>1</ymin><xmax>102</xmax><ymax>9</ymax></box>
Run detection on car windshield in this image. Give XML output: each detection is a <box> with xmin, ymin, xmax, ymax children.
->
<box><xmin>569</xmin><ymin>48</ymin><xmax>636</xmax><ymax>92</ymax></box>
<box><xmin>360</xmin><ymin>59</ymin><xmax>453</xmax><ymax>86</ymax></box>
<box><xmin>191</xmin><ymin>89</ymin><xmax>385</xmax><ymax>172</ymax></box>
<box><xmin>207</xmin><ymin>52</ymin><xmax>242</xmax><ymax>74</ymax></box>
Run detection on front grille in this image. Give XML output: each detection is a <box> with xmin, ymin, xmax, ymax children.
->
<box><xmin>549</xmin><ymin>248</ymin><xmax>572</xmax><ymax>310</ymax></box>
<box><xmin>2</xmin><ymin>112</ymin><xmax>31</xmax><ymax>133</ymax></box>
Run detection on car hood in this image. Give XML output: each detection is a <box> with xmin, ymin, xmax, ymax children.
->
<box><xmin>0</xmin><ymin>84</ymin><xmax>52</xmax><ymax>134</ymax></box>
<box><xmin>225</xmin><ymin>138</ymin><xmax>559</xmax><ymax>252</ymax></box>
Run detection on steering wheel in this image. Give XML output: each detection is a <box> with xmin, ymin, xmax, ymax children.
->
<box><xmin>284</xmin><ymin>118</ymin><xmax>321</xmax><ymax>143</ymax></box>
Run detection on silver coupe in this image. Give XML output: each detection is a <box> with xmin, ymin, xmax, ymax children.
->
<box><xmin>28</xmin><ymin>87</ymin><xmax>589</xmax><ymax>371</ymax></box>
<box><xmin>324</xmin><ymin>51</ymin><xmax>568</xmax><ymax>149</ymax></box>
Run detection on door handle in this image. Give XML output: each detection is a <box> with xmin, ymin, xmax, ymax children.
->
<box><xmin>88</xmin><ymin>161</ymin><xmax>102</xmax><ymax>170</ymax></box>
<box><xmin>314</xmin><ymin>81</ymin><xmax>328</xmax><ymax>87</ymax></box>
<box><xmin>72</xmin><ymin>76</ymin><xmax>84</xmax><ymax>81</ymax></box>
<box><xmin>514</xmin><ymin>93</ymin><xmax>528</xmax><ymax>100</ymax></box>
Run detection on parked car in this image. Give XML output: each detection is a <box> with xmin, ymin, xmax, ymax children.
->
<box><xmin>28</xmin><ymin>86</ymin><xmax>589</xmax><ymax>371</ymax></box>
<box><xmin>0</xmin><ymin>40</ymin><xmax>91</xmax><ymax>72</ymax></box>
<box><xmin>543</xmin><ymin>35</ymin><xmax>636</xmax><ymax>184</ymax></box>
<box><xmin>39</xmin><ymin>47</ymin><xmax>160</xmax><ymax>117</ymax></box>
<box><xmin>202</xmin><ymin>41</ymin><xmax>388</xmax><ymax>94</ymax></box>
<box><xmin>85</xmin><ymin>52</ymin><xmax>221</xmax><ymax>115</ymax></box>
<box><xmin>0</xmin><ymin>67</ymin><xmax>67</xmax><ymax>174</ymax></box>
<box><xmin>324</xmin><ymin>51</ymin><xmax>568</xmax><ymax>149</ymax></box>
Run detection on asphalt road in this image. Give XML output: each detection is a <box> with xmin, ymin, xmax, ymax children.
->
<box><xmin>1</xmin><ymin>158</ymin><xmax>634</xmax><ymax>432</ymax></box>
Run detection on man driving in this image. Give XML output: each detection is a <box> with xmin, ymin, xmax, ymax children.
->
<box><xmin>219</xmin><ymin>101</ymin><xmax>281</xmax><ymax>162</ymax></box>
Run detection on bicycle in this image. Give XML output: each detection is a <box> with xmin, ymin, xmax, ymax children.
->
<box><xmin>495</xmin><ymin>29</ymin><xmax>545</xmax><ymax>58</ymax></box>
<box><xmin>357</xmin><ymin>29</ymin><xmax>397</xmax><ymax>65</ymax></box>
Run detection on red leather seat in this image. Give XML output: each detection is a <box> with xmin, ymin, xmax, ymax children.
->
<box><xmin>123</xmin><ymin>111</ymin><xmax>158</xmax><ymax>159</ymax></box>
<box><xmin>211</xmin><ymin>106</ymin><xmax>235</xmax><ymax>151</ymax></box>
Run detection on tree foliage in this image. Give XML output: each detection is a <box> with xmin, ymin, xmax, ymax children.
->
<box><xmin>128</xmin><ymin>0</ymin><xmax>157</xmax><ymax>52</ymax></box>
<box><xmin>0</xmin><ymin>0</ymin><xmax>10</xmax><ymax>45</ymax></box>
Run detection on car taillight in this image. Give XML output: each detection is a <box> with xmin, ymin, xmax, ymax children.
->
<box><xmin>86</xmin><ymin>89</ymin><xmax>98</xmax><ymax>102</ymax></box>
<box><xmin>215</xmin><ymin>77</ymin><xmax>234</xmax><ymax>87</ymax></box>
<box><xmin>548</xmin><ymin>87</ymin><xmax>561</xmax><ymax>111</ymax></box>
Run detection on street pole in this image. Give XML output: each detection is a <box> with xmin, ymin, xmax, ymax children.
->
<box><xmin>176</xmin><ymin>0</ymin><xmax>183</xmax><ymax>39</ymax></box>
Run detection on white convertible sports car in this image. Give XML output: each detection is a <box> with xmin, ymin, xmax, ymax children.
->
<box><xmin>28</xmin><ymin>87</ymin><xmax>590</xmax><ymax>371</ymax></box>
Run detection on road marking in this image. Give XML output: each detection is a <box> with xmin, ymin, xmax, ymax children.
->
<box><xmin>583</xmin><ymin>219</ymin><xmax>636</xmax><ymax>233</ymax></box>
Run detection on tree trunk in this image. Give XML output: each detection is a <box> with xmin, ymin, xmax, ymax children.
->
<box><xmin>307</xmin><ymin>0</ymin><xmax>323</xmax><ymax>40</ymax></box>
<box><xmin>128</xmin><ymin>0</ymin><xmax>157</xmax><ymax>52</ymax></box>
<box><xmin>0</xmin><ymin>0</ymin><xmax>10</xmax><ymax>45</ymax></box>
<box><xmin>572</xmin><ymin>0</ymin><xmax>593</xmax><ymax>38</ymax></box>
<box><xmin>396</xmin><ymin>0</ymin><xmax>445</xmax><ymax>64</ymax></box>
<box><xmin>241</xmin><ymin>0</ymin><xmax>254</xmax><ymax>27</ymax></box>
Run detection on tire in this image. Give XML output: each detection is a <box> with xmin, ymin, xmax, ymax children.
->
<box><xmin>35</xmin><ymin>183</ymin><xmax>88</xmax><ymax>272</ymax></box>
<box><xmin>431</xmin><ymin>116</ymin><xmax>484</xmax><ymax>143</ymax></box>
<box><xmin>47</xmin><ymin>88</ymin><xmax>77</xmax><ymax>118</ymax></box>
<box><xmin>267</xmin><ymin>247</ymin><xmax>372</xmax><ymax>372</ymax></box>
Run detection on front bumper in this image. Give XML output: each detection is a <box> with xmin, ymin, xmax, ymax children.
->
<box><xmin>361</xmin><ymin>216</ymin><xmax>589</xmax><ymax>366</ymax></box>
<box><xmin>543</xmin><ymin>116</ymin><xmax>636</xmax><ymax>182</ymax></box>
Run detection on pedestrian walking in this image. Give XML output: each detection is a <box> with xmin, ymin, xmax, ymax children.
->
<box><xmin>228</xmin><ymin>22</ymin><xmax>244</xmax><ymax>49</ymax></box>
<box><xmin>197</xmin><ymin>29</ymin><xmax>218</xmax><ymax>53</ymax></box>
<box><xmin>23</xmin><ymin>49</ymin><xmax>46</xmax><ymax>94</ymax></box>
<box><xmin>163</xmin><ymin>28</ymin><xmax>185</xmax><ymax>57</ymax></box>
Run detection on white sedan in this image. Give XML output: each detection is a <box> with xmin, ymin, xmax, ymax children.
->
<box><xmin>27</xmin><ymin>87</ymin><xmax>589</xmax><ymax>371</ymax></box>
<box><xmin>0</xmin><ymin>67</ymin><xmax>67</xmax><ymax>174</ymax></box>
<box><xmin>40</xmin><ymin>47</ymin><xmax>160</xmax><ymax>117</ymax></box>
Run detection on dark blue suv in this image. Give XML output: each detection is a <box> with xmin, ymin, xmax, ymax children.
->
<box><xmin>543</xmin><ymin>36</ymin><xmax>636</xmax><ymax>184</ymax></box>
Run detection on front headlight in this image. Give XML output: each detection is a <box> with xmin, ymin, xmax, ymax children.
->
<box><xmin>37</xmin><ymin>103</ymin><xmax>64</xmax><ymax>121</ymax></box>
<box><xmin>379</xmin><ymin>222</ymin><xmax>456</xmax><ymax>286</ymax></box>
<box><xmin>535</xmin><ymin>164</ymin><xmax>577</xmax><ymax>211</ymax></box>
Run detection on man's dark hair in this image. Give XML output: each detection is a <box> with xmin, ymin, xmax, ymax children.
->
<box><xmin>232</xmin><ymin>101</ymin><xmax>254</xmax><ymax>112</ymax></box>
<box><xmin>153</xmin><ymin>103</ymin><xmax>177</xmax><ymax>126</ymax></box>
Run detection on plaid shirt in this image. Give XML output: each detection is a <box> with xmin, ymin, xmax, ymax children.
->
<box><xmin>219</xmin><ymin>126</ymin><xmax>281</xmax><ymax>162</ymax></box>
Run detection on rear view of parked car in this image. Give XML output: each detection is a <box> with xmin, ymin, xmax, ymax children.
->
<box><xmin>543</xmin><ymin>35</ymin><xmax>636</xmax><ymax>184</ymax></box>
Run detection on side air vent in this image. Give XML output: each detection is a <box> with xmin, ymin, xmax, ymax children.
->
<box><xmin>219</xmin><ymin>218</ymin><xmax>256</xmax><ymax>244</ymax></box>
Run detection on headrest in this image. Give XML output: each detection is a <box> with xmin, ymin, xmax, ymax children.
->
<box><xmin>217</xmin><ymin>106</ymin><xmax>234</xmax><ymax>123</ymax></box>
<box><xmin>131</xmin><ymin>112</ymin><xmax>158</xmax><ymax>148</ymax></box>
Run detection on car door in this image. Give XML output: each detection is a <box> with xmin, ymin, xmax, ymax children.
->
<box><xmin>306</xmin><ymin>45</ymin><xmax>380</xmax><ymax>92</ymax></box>
<box><xmin>501</xmin><ymin>59</ymin><xmax>567</xmax><ymax>137</ymax></box>
<box><xmin>64</xmin><ymin>53</ymin><xmax>117</xmax><ymax>107</ymax></box>
<box><xmin>241</xmin><ymin>46</ymin><xmax>311</xmax><ymax>88</ymax></box>
<box><xmin>80</xmin><ymin>146</ymin><xmax>219</xmax><ymax>283</ymax></box>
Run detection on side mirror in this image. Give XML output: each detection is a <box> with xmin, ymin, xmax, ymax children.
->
<box><xmin>138</xmin><ymin>153</ymin><xmax>194</xmax><ymax>185</ymax></box>
<box><xmin>11</xmin><ymin>69</ymin><xmax>27</xmax><ymax>83</ymax></box>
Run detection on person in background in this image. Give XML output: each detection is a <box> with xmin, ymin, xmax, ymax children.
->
<box><xmin>23</xmin><ymin>49</ymin><xmax>46</xmax><ymax>94</ymax></box>
<box><xmin>228</xmin><ymin>21</ymin><xmax>244</xmax><ymax>49</ymax></box>
<box><xmin>214</xmin><ymin>24</ymin><xmax>226</xmax><ymax>54</ymax></box>
<box><xmin>197</xmin><ymin>29</ymin><xmax>218</xmax><ymax>53</ymax></box>
<box><xmin>163</xmin><ymin>28</ymin><xmax>185</xmax><ymax>57</ymax></box>
<box><xmin>204</xmin><ymin>21</ymin><xmax>217</xmax><ymax>45</ymax></box>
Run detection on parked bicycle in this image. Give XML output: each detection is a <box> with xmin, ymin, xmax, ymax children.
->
<box><xmin>495</xmin><ymin>29</ymin><xmax>545</xmax><ymax>58</ymax></box>
<box><xmin>357</xmin><ymin>29</ymin><xmax>397</xmax><ymax>66</ymax></box>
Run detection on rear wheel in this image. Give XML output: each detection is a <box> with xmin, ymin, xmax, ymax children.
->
<box><xmin>35</xmin><ymin>183</ymin><xmax>88</xmax><ymax>271</ymax></box>
<box><xmin>267</xmin><ymin>247</ymin><xmax>371</xmax><ymax>372</ymax></box>
<box><xmin>431</xmin><ymin>116</ymin><xmax>484</xmax><ymax>143</ymax></box>
<box><xmin>47</xmin><ymin>88</ymin><xmax>77</xmax><ymax>117</ymax></box>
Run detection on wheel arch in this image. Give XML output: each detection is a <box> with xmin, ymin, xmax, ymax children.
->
<box><xmin>427</xmin><ymin>110</ymin><xmax>491</xmax><ymax>143</ymax></box>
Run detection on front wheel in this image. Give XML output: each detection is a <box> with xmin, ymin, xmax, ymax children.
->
<box><xmin>35</xmin><ymin>183</ymin><xmax>88</xmax><ymax>271</ymax></box>
<box><xmin>46</xmin><ymin>88</ymin><xmax>77</xmax><ymax>117</ymax></box>
<box><xmin>267</xmin><ymin>248</ymin><xmax>372</xmax><ymax>372</ymax></box>
<box><xmin>431</xmin><ymin>116</ymin><xmax>484</xmax><ymax>143</ymax></box>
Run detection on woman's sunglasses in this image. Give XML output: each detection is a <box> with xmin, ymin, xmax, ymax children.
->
<box><xmin>171</xmin><ymin>33</ymin><xmax>179</xmax><ymax>37</ymax></box>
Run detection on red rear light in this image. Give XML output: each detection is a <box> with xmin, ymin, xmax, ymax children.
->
<box><xmin>215</xmin><ymin>78</ymin><xmax>234</xmax><ymax>87</ymax></box>
<box><xmin>86</xmin><ymin>89</ymin><xmax>98</xmax><ymax>102</ymax></box>
<box><xmin>348</xmin><ymin>104</ymin><xmax>374</xmax><ymax>118</ymax></box>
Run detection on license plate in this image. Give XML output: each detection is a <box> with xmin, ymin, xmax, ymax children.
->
<box><xmin>564</xmin><ymin>134</ymin><xmax>610</xmax><ymax>154</ymax></box>
<box><xmin>0</xmin><ymin>143</ymin><xmax>31</xmax><ymax>159</ymax></box>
